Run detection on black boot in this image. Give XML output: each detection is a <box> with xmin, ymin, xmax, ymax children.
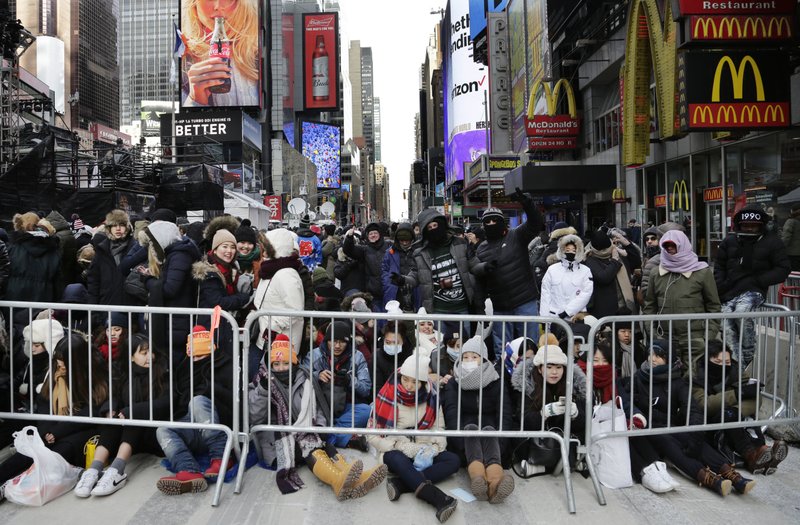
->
<box><xmin>386</xmin><ymin>476</ymin><xmax>411</xmax><ymax>501</ymax></box>
<box><xmin>415</xmin><ymin>481</ymin><xmax>458</xmax><ymax>523</ymax></box>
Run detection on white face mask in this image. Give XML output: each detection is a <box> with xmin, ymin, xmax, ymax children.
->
<box><xmin>383</xmin><ymin>344</ymin><xmax>403</xmax><ymax>356</ymax></box>
<box><xmin>461</xmin><ymin>361</ymin><xmax>479</xmax><ymax>373</ymax></box>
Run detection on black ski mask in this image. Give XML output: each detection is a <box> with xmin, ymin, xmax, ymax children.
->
<box><xmin>484</xmin><ymin>222</ymin><xmax>506</xmax><ymax>241</ymax></box>
<box><xmin>425</xmin><ymin>220</ymin><xmax>448</xmax><ymax>245</ymax></box>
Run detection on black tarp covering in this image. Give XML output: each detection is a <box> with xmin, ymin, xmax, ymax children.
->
<box><xmin>0</xmin><ymin>136</ymin><xmax>54</xmax><ymax>224</ymax></box>
<box><xmin>157</xmin><ymin>163</ymin><xmax>224</xmax><ymax>214</ymax></box>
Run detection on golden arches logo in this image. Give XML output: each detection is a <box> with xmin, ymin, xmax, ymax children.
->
<box><xmin>716</xmin><ymin>105</ymin><xmax>738</xmax><ymax>124</ymax></box>
<box><xmin>527</xmin><ymin>79</ymin><xmax>577</xmax><ymax>119</ymax></box>
<box><xmin>768</xmin><ymin>17</ymin><xmax>791</xmax><ymax>37</ymax></box>
<box><xmin>692</xmin><ymin>105</ymin><xmax>713</xmax><ymax>123</ymax></box>
<box><xmin>740</xmin><ymin>104</ymin><xmax>760</xmax><ymax>123</ymax></box>
<box><xmin>742</xmin><ymin>17</ymin><xmax>767</xmax><ymax>37</ymax></box>
<box><xmin>764</xmin><ymin>104</ymin><xmax>785</xmax><ymax>122</ymax></box>
<box><xmin>672</xmin><ymin>180</ymin><xmax>689</xmax><ymax>212</ymax></box>
<box><xmin>712</xmin><ymin>56</ymin><xmax>764</xmax><ymax>102</ymax></box>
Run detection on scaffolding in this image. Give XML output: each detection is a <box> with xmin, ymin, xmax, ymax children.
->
<box><xmin>0</xmin><ymin>21</ymin><xmax>35</xmax><ymax>174</ymax></box>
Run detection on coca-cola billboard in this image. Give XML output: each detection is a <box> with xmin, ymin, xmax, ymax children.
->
<box><xmin>302</xmin><ymin>13</ymin><xmax>339</xmax><ymax>111</ymax></box>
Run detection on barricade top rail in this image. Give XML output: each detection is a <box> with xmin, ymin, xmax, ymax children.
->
<box><xmin>246</xmin><ymin>309</ymin><xmax>550</xmax><ymax>324</ymax></box>
<box><xmin>0</xmin><ymin>300</ymin><xmax>223</xmax><ymax>316</ymax></box>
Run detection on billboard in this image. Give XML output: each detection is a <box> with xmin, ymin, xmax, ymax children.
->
<box><xmin>683</xmin><ymin>15</ymin><xmax>794</xmax><ymax>43</ymax></box>
<box><xmin>444</xmin><ymin>0</ymin><xmax>489</xmax><ymax>185</ymax></box>
<box><xmin>676</xmin><ymin>0</ymin><xmax>796</xmax><ymax>15</ymax></box>
<box><xmin>508</xmin><ymin>0</ymin><xmax>527</xmax><ymax>151</ymax></box>
<box><xmin>163</xmin><ymin>110</ymin><xmax>243</xmax><ymax>145</ymax></box>
<box><xmin>470</xmin><ymin>0</ymin><xmax>512</xmax><ymax>59</ymax></box>
<box><xmin>677</xmin><ymin>50</ymin><xmax>791</xmax><ymax>131</ymax></box>
<box><xmin>179</xmin><ymin>0</ymin><xmax>262</xmax><ymax>108</ymax></box>
<box><xmin>301</xmin><ymin>121</ymin><xmax>341</xmax><ymax>189</ymax></box>
<box><xmin>302</xmin><ymin>13</ymin><xmax>340</xmax><ymax>111</ymax></box>
<box><xmin>282</xmin><ymin>13</ymin><xmax>295</xmax><ymax>110</ymax></box>
<box><xmin>140</xmin><ymin>101</ymin><xmax>175</xmax><ymax>138</ymax></box>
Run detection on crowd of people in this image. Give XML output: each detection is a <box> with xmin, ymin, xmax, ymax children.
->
<box><xmin>0</xmin><ymin>197</ymin><xmax>794</xmax><ymax>520</ymax></box>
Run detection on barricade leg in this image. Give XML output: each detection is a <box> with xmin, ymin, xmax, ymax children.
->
<box><xmin>212</xmin><ymin>432</ymin><xmax>235</xmax><ymax>507</ymax></box>
<box><xmin>559</xmin><ymin>437</ymin><xmax>577</xmax><ymax>514</ymax></box>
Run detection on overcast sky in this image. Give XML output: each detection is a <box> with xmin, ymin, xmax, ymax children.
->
<box><xmin>338</xmin><ymin>0</ymin><xmax>448</xmax><ymax>222</ymax></box>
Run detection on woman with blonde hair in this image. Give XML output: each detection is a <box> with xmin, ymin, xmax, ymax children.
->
<box><xmin>181</xmin><ymin>0</ymin><xmax>260</xmax><ymax>107</ymax></box>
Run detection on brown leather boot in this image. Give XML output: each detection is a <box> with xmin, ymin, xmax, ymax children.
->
<box><xmin>744</xmin><ymin>444</ymin><xmax>772</xmax><ymax>475</ymax></box>
<box><xmin>467</xmin><ymin>461</ymin><xmax>488</xmax><ymax>501</ymax></box>
<box><xmin>719</xmin><ymin>464</ymin><xmax>756</xmax><ymax>495</ymax></box>
<box><xmin>695</xmin><ymin>466</ymin><xmax>731</xmax><ymax>497</ymax></box>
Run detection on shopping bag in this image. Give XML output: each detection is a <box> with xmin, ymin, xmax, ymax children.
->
<box><xmin>589</xmin><ymin>398</ymin><xmax>633</xmax><ymax>489</ymax></box>
<box><xmin>3</xmin><ymin>426</ymin><xmax>82</xmax><ymax>506</ymax></box>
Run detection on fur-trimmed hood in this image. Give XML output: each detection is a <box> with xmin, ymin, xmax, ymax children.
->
<box><xmin>341</xmin><ymin>291</ymin><xmax>373</xmax><ymax>311</ymax></box>
<box><xmin>266</xmin><ymin>228</ymin><xmax>297</xmax><ymax>259</ymax></box>
<box><xmin>203</xmin><ymin>216</ymin><xmax>240</xmax><ymax>246</ymax></box>
<box><xmin>556</xmin><ymin>234</ymin><xmax>586</xmax><ymax>263</ymax></box>
<box><xmin>549</xmin><ymin>225</ymin><xmax>577</xmax><ymax>241</ymax></box>
<box><xmin>192</xmin><ymin>257</ymin><xmax>240</xmax><ymax>283</ymax></box>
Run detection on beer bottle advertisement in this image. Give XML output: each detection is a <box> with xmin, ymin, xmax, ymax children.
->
<box><xmin>302</xmin><ymin>13</ymin><xmax>339</xmax><ymax>111</ymax></box>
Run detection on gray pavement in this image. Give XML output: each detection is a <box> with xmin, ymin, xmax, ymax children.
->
<box><xmin>0</xmin><ymin>443</ymin><xmax>798</xmax><ymax>525</ymax></box>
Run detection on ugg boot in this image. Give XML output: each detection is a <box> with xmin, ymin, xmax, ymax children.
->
<box><xmin>485</xmin><ymin>463</ymin><xmax>514</xmax><ymax>503</ymax></box>
<box><xmin>306</xmin><ymin>449</ymin><xmax>363</xmax><ymax>501</ymax></box>
<box><xmin>386</xmin><ymin>476</ymin><xmax>411</xmax><ymax>501</ymax></box>
<box><xmin>719</xmin><ymin>464</ymin><xmax>756</xmax><ymax>494</ymax></box>
<box><xmin>467</xmin><ymin>461</ymin><xmax>488</xmax><ymax>501</ymax></box>
<box><xmin>324</xmin><ymin>444</ymin><xmax>387</xmax><ymax>498</ymax></box>
<box><xmin>415</xmin><ymin>481</ymin><xmax>458</xmax><ymax>523</ymax></box>
<box><xmin>744</xmin><ymin>444</ymin><xmax>772</xmax><ymax>474</ymax></box>
<box><xmin>695</xmin><ymin>466</ymin><xmax>732</xmax><ymax>497</ymax></box>
<box><xmin>766</xmin><ymin>440</ymin><xmax>788</xmax><ymax>475</ymax></box>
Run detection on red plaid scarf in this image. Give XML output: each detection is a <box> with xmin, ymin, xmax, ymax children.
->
<box><xmin>373</xmin><ymin>371</ymin><xmax>438</xmax><ymax>430</ymax></box>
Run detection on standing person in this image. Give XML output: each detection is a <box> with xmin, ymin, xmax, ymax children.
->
<box><xmin>442</xmin><ymin>335</ymin><xmax>514</xmax><ymax>503</ymax></box>
<box><xmin>643</xmin><ymin>230</ymin><xmax>720</xmax><ymax>368</ymax></box>
<box><xmin>539</xmin><ymin>235</ymin><xmax>593</xmax><ymax>324</ymax></box>
<box><xmin>334</xmin><ymin>234</ymin><xmax>364</xmax><ymax>296</ymax></box>
<box><xmin>781</xmin><ymin>206</ymin><xmax>800</xmax><ymax>271</ymax></box>
<box><xmin>383</xmin><ymin>223</ymin><xmax>420</xmax><ymax>312</ymax></box>
<box><xmin>475</xmin><ymin>189</ymin><xmax>544</xmax><ymax>358</ymax></box>
<box><xmin>714</xmin><ymin>206</ymin><xmax>790</xmax><ymax>366</ymax></box>
<box><xmin>533</xmin><ymin>222</ymin><xmax>578</xmax><ymax>291</ymax></box>
<box><xmin>367</xmin><ymin>354</ymin><xmax>459</xmax><ymax>523</ymax></box>
<box><xmin>343</xmin><ymin>223</ymin><xmax>390</xmax><ymax>312</ymax></box>
<box><xmin>296</xmin><ymin>215</ymin><xmax>323</xmax><ymax>270</ymax></box>
<box><xmin>86</xmin><ymin>209</ymin><xmax>143</xmax><ymax>307</ymax></box>
<box><xmin>638</xmin><ymin>222</ymin><xmax>684</xmax><ymax>305</ymax></box>
<box><xmin>626</xmin><ymin>219</ymin><xmax>642</xmax><ymax>246</ymax></box>
<box><xmin>5</xmin><ymin>212</ymin><xmax>61</xmax><ymax>304</ymax></box>
<box><xmin>321</xmin><ymin>224</ymin><xmax>340</xmax><ymax>280</ymax></box>
<box><xmin>46</xmin><ymin>211</ymin><xmax>79</xmax><ymax>290</ymax></box>
<box><xmin>235</xmin><ymin>219</ymin><xmax>262</xmax><ymax>287</ymax></box>
<box><xmin>583</xmin><ymin>230</ymin><xmax>635</xmax><ymax>319</ymax></box>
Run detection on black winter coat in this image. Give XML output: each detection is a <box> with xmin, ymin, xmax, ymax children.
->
<box><xmin>6</xmin><ymin>230</ymin><xmax>61</xmax><ymax>303</ymax></box>
<box><xmin>86</xmin><ymin>234</ymin><xmax>141</xmax><ymax>305</ymax></box>
<box><xmin>475</xmin><ymin>208</ymin><xmax>544</xmax><ymax>310</ymax></box>
<box><xmin>583</xmin><ymin>255</ymin><xmax>625</xmax><ymax>318</ymax></box>
<box><xmin>343</xmin><ymin>234</ymin><xmax>390</xmax><ymax>303</ymax></box>
<box><xmin>193</xmin><ymin>258</ymin><xmax>251</xmax><ymax>353</ymax></box>
<box><xmin>0</xmin><ymin>239</ymin><xmax>9</xmax><ymax>297</ymax></box>
<box><xmin>334</xmin><ymin>251</ymin><xmax>364</xmax><ymax>294</ymax></box>
<box><xmin>372</xmin><ymin>335</ymin><xmax>416</xmax><ymax>392</ymax></box>
<box><xmin>713</xmin><ymin>233</ymin><xmax>791</xmax><ymax>303</ymax></box>
<box><xmin>630</xmin><ymin>361</ymin><xmax>702</xmax><ymax>428</ymax></box>
<box><xmin>173</xmin><ymin>352</ymin><xmax>235</xmax><ymax>427</ymax></box>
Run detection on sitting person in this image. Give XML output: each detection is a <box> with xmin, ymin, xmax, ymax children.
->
<box><xmin>373</xmin><ymin>319</ymin><xmax>416</xmax><ymax>392</ymax></box>
<box><xmin>367</xmin><ymin>353</ymin><xmax>459</xmax><ymax>523</ymax></box>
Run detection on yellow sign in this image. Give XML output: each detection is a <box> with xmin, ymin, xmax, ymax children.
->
<box><xmin>527</xmin><ymin>79</ymin><xmax>577</xmax><ymax>118</ymax></box>
<box><xmin>672</xmin><ymin>180</ymin><xmax>690</xmax><ymax>211</ymax></box>
<box><xmin>612</xmin><ymin>188</ymin><xmax>627</xmax><ymax>204</ymax></box>
<box><xmin>692</xmin><ymin>15</ymin><xmax>792</xmax><ymax>40</ymax></box>
<box><xmin>711</xmin><ymin>55</ymin><xmax>764</xmax><ymax>102</ymax></box>
<box><xmin>622</xmin><ymin>0</ymin><xmax>682</xmax><ymax>167</ymax></box>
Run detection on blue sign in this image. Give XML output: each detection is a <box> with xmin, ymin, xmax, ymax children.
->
<box><xmin>469</xmin><ymin>0</ymin><xmax>511</xmax><ymax>42</ymax></box>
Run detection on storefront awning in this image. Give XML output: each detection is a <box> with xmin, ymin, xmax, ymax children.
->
<box><xmin>504</xmin><ymin>164</ymin><xmax>617</xmax><ymax>194</ymax></box>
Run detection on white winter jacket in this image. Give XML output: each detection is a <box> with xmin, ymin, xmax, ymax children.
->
<box><xmin>540</xmin><ymin>234</ymin><xmax>594</xmax><ymax>318</ymax></box>
<box><xmin>253</xmin><ymin>267</ymin><xmax>305</xmax><ymax>350</ymax></box>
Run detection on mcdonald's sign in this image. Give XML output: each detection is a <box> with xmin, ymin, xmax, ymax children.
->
<box><xmin>677</xmin><ymin>0</ymin><xmax>796</xmax><ymax>15</ymax></box>
<box><xmin>524</xmin><ymin>79</ymin><xmax>581</xmax><ymax>140</ymax></box>
<box><xmin>527</xmin><ymin>137</ymin><xmax>577</xmax><ymax>150</ymax></box>
<box><xmin>703</xmin><ymin>185</ymin><xmax>734</xmax><ymax>202</ymax></box>
<box><xmin>677</xmin><ymin>50</ymin><xmax>790</xmax><ymax>131</ymax></box>
<box><xmin>672</xmin><ymin>180</ymin><xmax>690</xmax><ymax>211</ymax></box>
<box><xmin>654</xmin><ymin>194</ymin><xmax>667</xmax><ymax>208</ymax></box>
<box><xmin>686</xmin><ymin>15</ymin><xmax>794</xmax><ymax>42</ymax></box>
<box><xmin>612</xmin><ymin>188</ymin><xmax>627</xmax><ymax>204</ymax></box>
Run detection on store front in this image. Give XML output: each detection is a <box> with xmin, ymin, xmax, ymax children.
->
<box><xmin>637</xmin><ymin>129</ymin><xmax>800</xmax><ymax>261</ymax></box>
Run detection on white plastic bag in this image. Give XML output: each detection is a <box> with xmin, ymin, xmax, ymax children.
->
<box><xmin>3</xmin><ymin>426</ymin><xmax>82</xmax><ymax>506</ymax></box>
<box><xmin>590</xmin><ymin>398</ymin><xmax>633</xmax><ymax>489</ymax></box>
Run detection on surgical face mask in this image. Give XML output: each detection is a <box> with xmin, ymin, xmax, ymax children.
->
<box><xmin>461</xmin><ymin>361</ymin><xmax>479</xmax><ymax>373</ymax></box>
<box><xmin>383</xmin><ymin>344</ymin><xmax>403</xmax><ymax>356</ymax></box>
<box><xmin>564</xmin><ymin>252</ymin><xmax>576</xmax><ymax>262</ymax></box>
<box><xmin>446</xmin><ymin>347</ymin><xmax>460</xmax><ymax>361</ymax></box>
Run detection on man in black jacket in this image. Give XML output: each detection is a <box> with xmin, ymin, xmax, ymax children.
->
<box><xmin>475</xmin><ymin>188</ymin><xmax>544</xmax><ymax>360</ymax></box>
<box><xmin>714</xmin><ymin>206</ymin><xmax>791</xmax><ymax>366</ymax></box>
<box><xmin>343</xmin><ymin>222</ymin><xmax>390</xmax><ymax>311</ymax></box>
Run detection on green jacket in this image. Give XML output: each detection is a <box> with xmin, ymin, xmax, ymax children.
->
<box><xmin>691</xmin><ymin>361</ymin><xmax>756</xmax><ymax>419</ymax></box>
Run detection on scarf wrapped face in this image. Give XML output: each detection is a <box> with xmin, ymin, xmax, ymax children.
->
<box><xmin>454</xmin><ymin>359</ymin><xmax>499</xmax><ymax>390</ymax></box>
<box><xmin>237</xmin><ymin>245</ymin><xmax>261</xmax><ymax>271</ymax></box>
<box><xmin>659</xmin><ymin>230</ymin><xmax>708</xmax><ymax>273</ymax></box>
<box><xmin>579</xmin><ymin>361</ymin><xmax>615</xmax><ymax>403</ymax></box>
<box><xmin>373</xmin><ymin>371</ymin><xmax>438</xmax><ymax>430</ymax></box>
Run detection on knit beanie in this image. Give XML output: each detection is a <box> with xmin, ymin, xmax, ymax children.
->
<box><xmin>460</xmin><ymin>334</ymin><xmax>489</xmax><ymax>361</ymax></box>
<box><xmin>325</xmin><ymin>321</ymin><xmax>352</xmax><ymax>344</ymax></box>
<box><xmin>269</xmin><ymin>334</ymin><xmax>298</xmax><ymax>364</ymax></box>
<box><xmin>235</xmin><ymin>219</ymin><xmax>258</xmax><ymax>245</ymax></box>
<box><xmin>399</xmin><ymin>353</ymin><xmax>430</xmax><ymax>381</ymax></box>
<box><xmin>312</xmin><ymin>267</ymin><xmax>330</xmax><ymax>285</ymax></box>
<box><xmin>212</xmin><ymin>228</ymin><xmax>237</xmax><ymax>251</ymax></box>
<box><xmin>106</xmin><ymin>311</ymin><xmax>130</xmax><ymax>329</ymax></box>
<box><xmin>300</xmin><ymin>215</ymin><xmax>311</xmax><ymax>229</ymax></box>
<box><xmin>532</xmin><ymin>345</ymin><xmax>568</xmax><ymax>367</ymax></box>
<box><xmin>590</xmin><ymin>230</ymin><xmax>612</xmax><ymax>250</ymax></box>
<box><xmin>149</xmin><ymin>208</ymin><xmax>177</xmax><ymax>224</ymax></box>
<box><xmin>186</xmin><ymin>325</ymin><xmax>215</xmax><ymax>357</ymax></box>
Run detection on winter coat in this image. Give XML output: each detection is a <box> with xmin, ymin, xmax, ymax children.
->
<box><xmin>406</xmin><ymin>209</ymin><xmax>481</xmax><ymax>313</ymax></box>
<box><xmin>86</xmin><ymin>234</ymin><xmax>142</xmax><ymax>306</ymax></box>
<box><xmin>334</xmin><ymin>247</ymin><xmax>364</xmax><ymax>294</ymax></box>
<box><xmin>296</xmin><ymin>229</ymin><xmax>323</xmax><ymax>270</ymax></box>
<box><xmin>193</xmin><ymin>258</ymin><xmax>251</xmax><ymax>353</ymax></box>
<box><xmin>381</xmin><ymin>244</ymin><xmax>420</xmax><ymax>310</ymax></box>
<box><xmin>173</xmin><ymin>351</ymin><xmax>235</xmax><ymax>427</ymax></box>
<box><xmin>366</xmin><ymin>395</ymin><xmax>448</xmax><ymax>462</ymax></box>
<box><xmin>103</xmin><ymin>363</ymin><xmax>170</xmax><ymax>421</ymax></box>
<box><xmin>475</xmin><ymin>206</ymin><xmax>544</xmax><ymax>310</ymax></box>
<box><xmin>372</xmin><ymin>335</ymin><xmax>416</xmax><ymax>393</ymax></box>
<box><xmin>714</xmin><ymin>232</ymin><xmax>791</xmax><ymax>303</ymax></box>
<box><xmin>539</xmin><ymin>235</ymin><xmax>593</xmax><ymax>318</ymax></box>
<box><xmin>253</xmin><ymin>264</ymin><xmax>305</xmax><ymax>351</ymax></box>
<box><xmin>5</xmin><ymin>230</ymin><xmax>61</xmax><ymax>303</ymax></box>
<box><xmin>0</xmin><ymin>240</ymin><xmax>9</xmax><ymax>297</ymax></box>
<box><xmin>46</xmin><ymin>211</ymin><xmax>79</xmax><ymax>290</ymax></box>
<box><xmin>643</xmin><ymin>266</ymin><xmax>720</xmax><ymax>346</ymax></box>
<box><xmin>781</xmin><ymin>215</ymin><xmax>800</xmax><ymax>256</ymax></box>
<box><xmin>343</xmin><ymin>233</ymin><xmax>390</xmax><ymax>304</ymax></box>
<box><xmin>321</xmin><ymin>234</ymin><xmax>340</xmax><ymax>279</ymax></box>
<box><xmin>533</xmin><ymin>226</ymin><xmax>578</xmax><ymax>289</ymax></box>
<box><xmin>690</xmin><ymin>360</ymin><xmax>756</xmax><ymax>420</ymax></box>
<box><xmin>630</xmin><ymin>361</ymin><xmax>701</xmax><ymax>428</ymax></box>
<box><xmin>309</xmin><ymin>341</ymin><xmax>372</xmax><ymax>404</ymax></box>
<box><xmin>582</xmin><ymin>253</ymin><xmax>625</xmax><ymax>318</ymax></box>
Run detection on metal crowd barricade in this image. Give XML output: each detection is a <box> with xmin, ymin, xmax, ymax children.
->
<box><xmin>582</xmin><ymin>306</ymin><xmax>798</xmax><ymax>506</ymax></box>
<box><xmin>0</xmin><ymin>301</ymin><xmax>241</xmax><ymax>507</ymax></box>
<box><xmin>777</xmin><ymin>271</ymin><xmax>800</xmax><ymax>312</ymax></box>
<box><xmin>239</xmin><ymin>309</ymin><xmax>580</xmax><ymax>513</ymax></box>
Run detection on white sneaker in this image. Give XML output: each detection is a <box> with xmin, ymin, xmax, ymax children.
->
<box><xmin>642</xmin><ymin>463</ymin><xmax>673</xmax><ymax>493</ymax></box>
<box><xmin>655</xmin><ymin>461</ymin><xmax>680</xmax><ymax>489</ymax></box>
<box><xmin>74</xmin><ymin>469</ymin><xmax>100</xmax><ymax>498</ymax></box>
<box><xmin>90</xmin><ymin>467</ymin><xmax>127</xmax><ymax>496</ymax></box>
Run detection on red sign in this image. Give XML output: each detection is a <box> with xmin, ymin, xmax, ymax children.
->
<box><xmin>654</xmin><ymin>194</ymin><xmax>667</xmax><ymax>208</ymax></box>
<box><xmin>302</xmin><ymin>13</ymin><xmax>339</xmax><ymax>111</ymax></box>
<box><xmin>689</xmin><ymin>15</ymin><xmax>794</xmax><ymax>40</ymax></box>
<box><xmin>703</xmin><ymin>185</ymin><xmax>735</xmax><ymax>202</ymax></box>
<box><xmin>527</xmin><ymin>137</ymin><xmax>577</xmax><ymax>150</ymax></box>
<box><xmin>678</xmin><ymin>0</ymin><xmax>796</xmax><ymax>15</ymax></box>
<box><xmin>524</xmin><ymin>115</ymin><xmax>581</xmax><ymax>137</ymax></box>
<box><xmin>90</xmin><ymin>123</ymin><xmax>132</xmax><ymax>146</ymax></box>
<box><xmin>282</xmin><ymin>14</ymin><xmax>295</xmax><ymax>109</ymax></box>
<box><xmin>263</xmin><ymin>195</ymin><xmax>283</xmax><ymax>221</ymax></box>
<box><xmin>688</xmin><ymin>102</ymin><xmax>789</xmax><ymax>128</ymax></box>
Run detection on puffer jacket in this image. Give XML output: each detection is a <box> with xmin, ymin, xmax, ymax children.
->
<box><xmin>192</xmin><ymin>257</ymin><xmax>251</xmax><ymax>352</ymax></box>
<box><xmin>475</xmin><ymin>204</ymin><xmax>544</xmax><ymax>310</ymax></box>
<box><xmin>630</xmin><ymin>360</ymin><xmax>702</xmax><ymax>428</ymax></box>
<box><xmin>406</xmin><ymin>209</ymin><xmax>481</xmax><ymax>313</ymax></box>
<box><xmin>691</xmin><ymin>359</ymin><xmax>756</xmax><ymax>420</ymax></box>
<box><xmin>5</xmin><ymin>230</ymin><xmax>61</xmax><ymax>303</ymax></box>
<box><xmin>714</xmin><ymin>232</ymin><xmax>790</xmax><ymax>303</ymax></box>
<box><xmin>781</xmin><ymin>214</ymin><xmax>800</xmax><ymax>256</ymax></box>
<box><xmin>46</xmin><ymin>211</ymin><xmax>79</xmax><ymax>289</ymax></box>
<box><xmin>539</xmin><ymin>235</ymin><xmax>594</xmax><ymax>318</ymax></box>
<box><xmin>86</xmin><ymin>233</ymin><xmax>142</xmax><ymax>305</ymax></box>
<box><xmin>343</xmin><ymin>224</ymin><xmax>390</xmax><ymax>304</ymax></box>
<box><xmin>334</xmin><ymin>247</ymin><xmax>364</xmax><ymax>294</ymax></box>
<box><xmin>381</xmin><ymin>224</ymin><xmax>420</xmax><ymax>310</ymax></box>
<box><xmin>321</xmin><ymin>234</ymin><xmax>340</xmax><ymax>279</ymax></box>
<box><xmin>533</xmin><ymin>225</ymin><xmax>577</xmax><ymax>289</ymax></box>
<box><xmin>0</xmin><ymin>239</ymin><xmax>9</xmax><ymax>297</ymax></box>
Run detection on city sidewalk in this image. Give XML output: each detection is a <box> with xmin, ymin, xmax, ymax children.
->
<box><xmin>1</xmin><ymin>443</ymin><xmax>797</xmax><ymax>525</ymax></box>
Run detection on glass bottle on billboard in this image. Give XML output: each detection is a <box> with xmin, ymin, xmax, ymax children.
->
<box><xmin>312</xmin><ymin>35</ymin><xmax>330</xmax><ymax>101</ymax></box>
<box><xmin>209</xmin><ymin>17</ymin><xmax>232</xmax><ymax>94</ymax></box>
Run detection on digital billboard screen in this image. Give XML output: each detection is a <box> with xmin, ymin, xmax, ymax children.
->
<box><xmin>301</xmin><ymin>121</ymin><xmax>341</xmax><ymax>189</ymax></box>
<box><xmin>180</xmin><ymin>0</ymin><xmax>262</xmax><ymax>108</ymax></box>
<box><xmin>302</xmin><ymin>13</ymin><xmax>340</xmax><ymax>111</ymax></box>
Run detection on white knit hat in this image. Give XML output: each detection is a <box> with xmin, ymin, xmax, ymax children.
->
<box><xmin>22</xmin><ymin>319</ymin><xmax>65</xmax><ymax>357</ymax></box>
<box><xmin>532</xmin><ymin>345</ymin><xmax>569</xmax><ymax>367</ymax></box>
<box><xmin>399</xmin><ymin>353</ymin><xmax>430</xmax><ymax>382</ymax></box>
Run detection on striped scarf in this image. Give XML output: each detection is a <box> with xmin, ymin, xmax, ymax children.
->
<box><xmin>373</xmin><ymin>371</ymin><xmax>438</xmax><ymax>430</ymax></box>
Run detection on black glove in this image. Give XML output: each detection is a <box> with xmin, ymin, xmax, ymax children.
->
<box><xmin>276</xmin><ymin>469</ymin><xmax>299</xmax><ymax>495</ymax></box>
<box><xmin>390</xmin><ymin>272</ymin><xmax>405</xmax><ymax>286</ymax></box>
<box><xmin>741</xmin><ymin>382</ymin><xmax>761</xmax><ymax>400</ymax></box>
